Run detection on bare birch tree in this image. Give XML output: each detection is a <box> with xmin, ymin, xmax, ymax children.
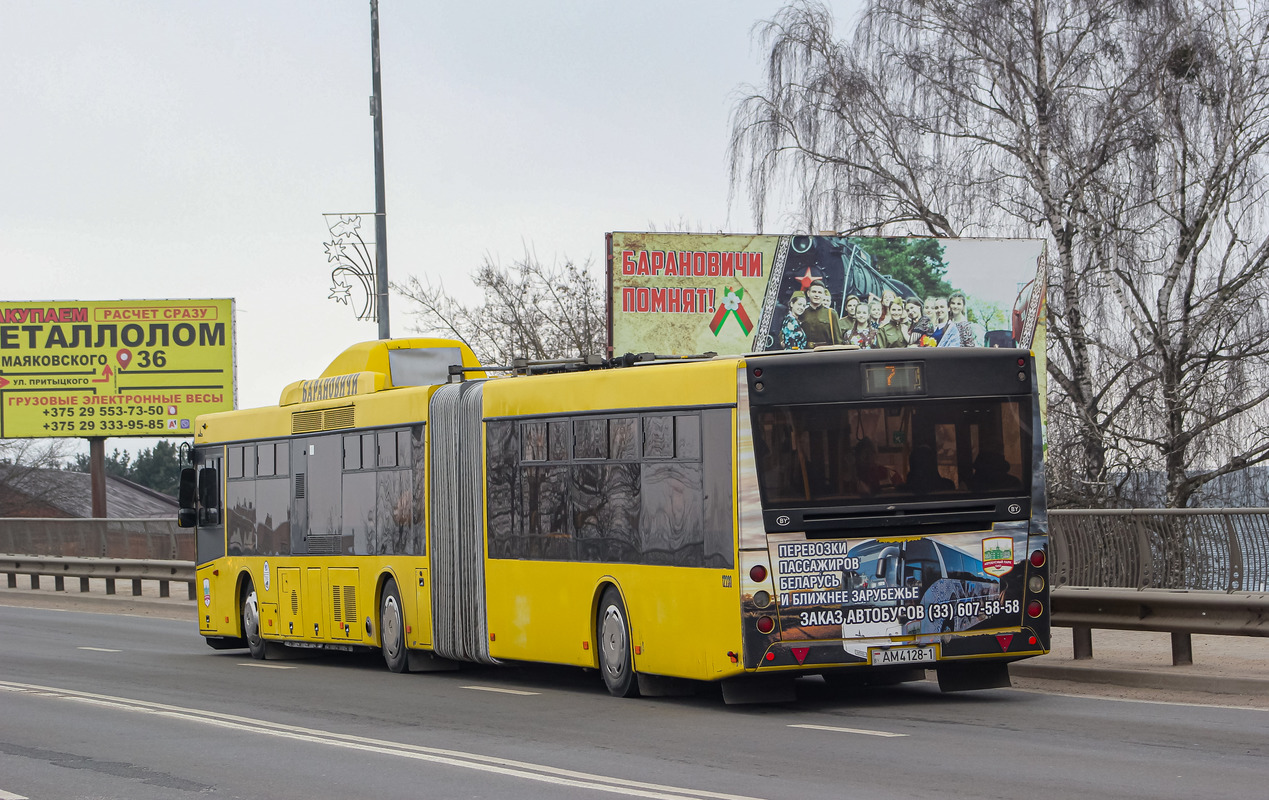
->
<box><xmin>731</xmin><ymin>0</ymin><xmax>1269</xmax><ymax>506</ymax></box>
<box><xmin>0</xmin><ymin>438</ymin><xmax>76</xmax><ymax>516</ymax></box>
<box><xmin>392</xmin><ymin>252</ymin><xmax>605</xmax><ymax>368</ymax></box>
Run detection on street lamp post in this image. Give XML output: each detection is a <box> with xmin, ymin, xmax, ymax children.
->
<box><xmin>370</xmin><ymin>0</ymin><xmax>390</xmax><ymax>339</ymax></box>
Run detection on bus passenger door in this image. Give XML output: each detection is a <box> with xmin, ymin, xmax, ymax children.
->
<box><xmin>306</xmin><ymin>567</ymin><xmax>324</xmax><ymax>639</ymax></box>
<box><xmin>411</xmin><ymin>568</ymin><xmax>432</xmax><ymax>647</ymax></box>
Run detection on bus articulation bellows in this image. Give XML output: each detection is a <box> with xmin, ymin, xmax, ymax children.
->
<box><xmin>179</xmin><ymin>338</ymin><xmax>1050</xmax><ymax>702</ymax></box>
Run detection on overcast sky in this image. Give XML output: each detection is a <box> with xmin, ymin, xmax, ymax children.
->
<box><xmin>1</xmin><ymin>1</ymin><xmax>863</xmax><ymax>455</ymax></box>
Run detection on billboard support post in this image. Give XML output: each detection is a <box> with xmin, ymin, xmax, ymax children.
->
<box><xmin>89</xmin><ymin>437</ymin><xmax>106</xmax><ymax>519</ymax></box>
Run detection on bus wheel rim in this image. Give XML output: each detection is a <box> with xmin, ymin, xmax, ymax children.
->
<box><xmin>243</xmin><ymin>591</ymin><xmax>260</xmax><ymax>645</ymax></box>
<box><xmin>601</xmin><ymin>605</ymin><xmax>627</xmax><ymax>677</ymax></box>
<box><xmin>383</xmin><ymin>596</ymin><xmax>402</xmax><ymax>659</ymax></box>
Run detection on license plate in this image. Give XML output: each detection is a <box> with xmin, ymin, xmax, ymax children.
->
<box><xmin>869</xmin><ymin>646</ymin><xmax>936</xmax><ymax>666</ymax></box>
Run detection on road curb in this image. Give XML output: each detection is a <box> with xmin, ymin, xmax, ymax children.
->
<box><xmin>0</xmin><ymin>590</ymin><xmax>193</xmax><ymax>621</ymax></box>
<box><xmin>1011</xmin><ymin>661</ymin><xmax>1269</xmax><ymax>696</ymax></box>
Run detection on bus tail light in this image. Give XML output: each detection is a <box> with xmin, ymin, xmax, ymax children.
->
<box><xmin>749</xmin><ymin>564</ymin><xmax>768</xmax><ymax>583</ymax></box>
<box><xmin>756</xmin><ymin>616</ymin><xmax>775</xmax><ymax>634</ymax></box>
<box><xmin>753</xmin><ymin>590</ymin><xmax>772</xmax><ymax>608</ymax></box>
<box><xmin>1029</xmin><ymin>549</ymin><xmax>1045</xmax><ymax>567</ymax></box>
<box><xmin>1026</xmin><ymin>600</ymin><xmax>1043</xmax><ymax>618</ymax></box>
<box><xmin>1027</xmin><ymin>576</ymin><xmax>1045</xmax><ymax>594</ymax></box>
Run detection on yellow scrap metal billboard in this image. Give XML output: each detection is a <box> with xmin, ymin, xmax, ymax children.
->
<box><xmin>0</xmin><ymin>299</ymin><xmax>235</xmax><ymax>438</ymax></box>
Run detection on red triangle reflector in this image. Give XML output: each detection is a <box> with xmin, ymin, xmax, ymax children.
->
<box><xmin>791</xmin><ymin>647</ymin><xmax>810</xmax><ymax>664</ymax></box>
<box><xmin>996</xmin><ymin>634</ymin><xmax>1014</xmax><ymax>651</ymax></box>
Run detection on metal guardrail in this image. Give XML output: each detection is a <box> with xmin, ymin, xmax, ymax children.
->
<box><xmin>0</xmin><ymin>518</ymin><xmax>191</xmax><ymax>561</ymax></box>
<box><xmin>1</xmin><ymin>555</ymin><xmax>195</xmax><ymax>600</ymax></box>
<box><xmin>1051</xmin><ymin>586</ymin><xmax>1269</xmax><ymax>665</ymax></box>
<box><xmin>4</xmin><ymin>511</ymin><xmax>1268</xmax><ymax>666</ymax></box>
<box><xmin>1048</xmin><ymin>509</ymin><xmax>1269</xmax><ymax>664</ymax></box>
<box><xmin>1052</xmin><ymin>587</ymin><xmax>1269</xmax><ymax>636</ymax></box>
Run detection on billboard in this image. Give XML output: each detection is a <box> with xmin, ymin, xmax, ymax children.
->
<box><xmin>608</xmin><ymin>233</ymin><xmax>1045</xmax><ymax>357</ymax></box>
<box><xmin>0</xmin><ymin>299</ymin><xmax>235</xmax><ymax>438</ymax></box>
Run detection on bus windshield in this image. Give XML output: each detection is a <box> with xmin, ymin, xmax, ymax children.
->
<box><xmin>751</xmin><ymin>397</ymin><xmax>1031</xmax><ymax>508</ymax></box>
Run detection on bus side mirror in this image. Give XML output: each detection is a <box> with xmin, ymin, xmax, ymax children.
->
<box><xmin>198</xmin><ymin>467</ymin><xmax>220</xmax><ymax>526</ymax></box>
<box><xmin>876</xmin><ymin>546</ymin><xmax>900</xmax><ymax>579</ymax></box>
<box><xmin>178</xmin><ymin>468</ymin><xmax>196</xmax><ymax>507</ymax></box>
<box><xmin>177</xmin><ymin>468</ymin><xmax>197</xmax><ymax>528</ymax></box>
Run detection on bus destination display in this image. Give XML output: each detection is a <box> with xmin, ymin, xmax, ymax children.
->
<box><xmin>862</xmin><ymin>361</ymin><xmax>924</xmax><ymax>397</ymax></box>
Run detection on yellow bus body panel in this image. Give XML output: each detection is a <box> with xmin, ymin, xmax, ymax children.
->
<box><xmin>484</xmin><ymin>560</ymin><xmax>743</xmax><ymax>678</ymax></box>
<box><xmin>480</xmin><ymin>356</ymin><xmax>745</xmax><ymax>679</ymax></box>
<box><xmin>194</xmin><ymin>346</ymin><xmax>752</xmax><ymax>682</ymax></box>
<box><xmin>482</xmin><ymin>357</ymin><xmax>741</xmax><ymax>419</ymax></box>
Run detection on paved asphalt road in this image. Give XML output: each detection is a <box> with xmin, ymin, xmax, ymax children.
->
<box><xmin>0</xmin><ymin>602</ymin><xmax>1265</xmax><ymax>800</ymax></box>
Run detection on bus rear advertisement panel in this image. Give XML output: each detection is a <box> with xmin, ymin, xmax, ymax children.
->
<box><xmin>770</xmin><ymin>531</ymin><xmax>1028</xmax><ymax>640</ymax></box>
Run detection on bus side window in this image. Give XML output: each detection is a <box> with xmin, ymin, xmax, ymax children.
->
<box><xmin>609</xmin><ymin>417</ymin><xmax>638</xmax><ymax>460</ymax></box>
<box><xmin>547</xmin><ymin>420</ymin><xmax>569</xmax><ymax>462</ymax></box>
<box><xmin>674</xmin><ymin>414</ymin><xmax>700</xmax><ymax>460</ymax></box>
<box><xmin>522</xmin><ymin>421</ymin><xmax>547</xmax><ymax>461</ymax></box>
<box><xmin>378</xmin><ymin>430</ymin><xmax>398</xmax><ymax>468</ymax></box>
<box><xmin>257</xmin><ymin>442</ymin><xmax>276</xmax><ymax>477</ymax></box>
<box><xmin>643</xmin><ymin>415</ymin><xmax>673</xmax><ymax>459</ymax></box>
<box><xmin>343</xmin><ymin>435</ymin><xmax>362</xmax><ymax>470</ymax></box>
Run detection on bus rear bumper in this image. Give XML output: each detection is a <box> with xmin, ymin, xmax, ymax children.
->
<box><xmin>747</xmin><ymin>627</ymin><xmax>1049</xmax><ymax>672</ymax></box>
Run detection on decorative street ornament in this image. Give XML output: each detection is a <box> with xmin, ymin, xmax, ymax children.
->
<box><xmin>323</xmin><ymin>213</ymin><xmax>379</xmax><ymax>322</ymax></box>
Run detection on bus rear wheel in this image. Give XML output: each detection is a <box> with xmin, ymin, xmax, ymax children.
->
<box><xmin>380</xmin><ymin>578</ymin><xmax>409</xmax><ymax>673</ymax></box>
<box><xmin>597</xmin><ymin>587</ymin><xmax>638</xmax><ymax>698</ymax></box>
<box><xmin>242</xmin><ymin>579</ymin><xmax>266</xmax><ymax>660</ymax></box>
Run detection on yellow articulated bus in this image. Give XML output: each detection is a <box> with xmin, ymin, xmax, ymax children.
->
<box><xmin>179</xmin><ymin>338</ymin><xmax>1050</xmax><ymax>702</ymax></box>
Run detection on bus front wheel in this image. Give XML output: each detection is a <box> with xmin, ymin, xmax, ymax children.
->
<box><xmin>597</xmin><ymin>587</ymin><xmax>638</xmax><ymax>698</ymax></box>
<box><xmin>242</xmin><ymin>579</ymin><xmax>266</xmax><ymax>660</ymax></box>
<box><xmin>380</xmin><ymin>578</ymin><xmax>409</xmax><ymax>673</ymax></box>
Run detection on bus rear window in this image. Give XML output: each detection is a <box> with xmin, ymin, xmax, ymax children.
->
<box><xmin>751</xmin><ymin>398</ymin><xmax>1030</xmax><ymax>507</ymax></box>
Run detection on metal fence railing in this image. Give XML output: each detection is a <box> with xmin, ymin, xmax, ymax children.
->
<box><xmin>3</xmin><ymin>510</ymin><xmax>1268</xmax><ymax>594</ymax></box>
<box><xmin>0</xmin><ymin>518</ymin><xmax>191</xmax><ymax>561</ymax></box>
<box><xmin>1049</xmin><ymin>508</ymin><xmax>1269</xmax><ymax>593</ymax></box>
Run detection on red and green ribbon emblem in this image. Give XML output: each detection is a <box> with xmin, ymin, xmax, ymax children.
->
<box><xmin>710</xmin><ymin>286</ymin><xmax>753</xmax><ymax>337</ymax></box>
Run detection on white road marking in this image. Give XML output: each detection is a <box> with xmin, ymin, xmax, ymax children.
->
<box><xmin>788</xmin><ymin>723</ymin><xmax>908</xmax><ymax>738</ymax></box>
<box><xmin>77</xmin><ymin>646</ymin><xmax>122</xmax><ymax>652</ymax></box>
<box><xmin>0</xmin><ymin>680</ymin><xmax>764</xmax><ymax>800</ymax></box>
<box><xmin>238</xmin><ymin>663</ymin><xmax>297</xmax><ymax>669</ymax></box>
<box><xmin>0</xmin><ymin>789</ymin><xmax>30</xmax><ymax>799</ymax></box>
<box><xmin>1015</xmin><ymin>688</ymin><xmax>1269</xmax><ymax>712</ymax></box>
<box><xmin>461</xmin><ymin>685</ymin><xmax>540</xmax><ymax>696</ymax></box>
